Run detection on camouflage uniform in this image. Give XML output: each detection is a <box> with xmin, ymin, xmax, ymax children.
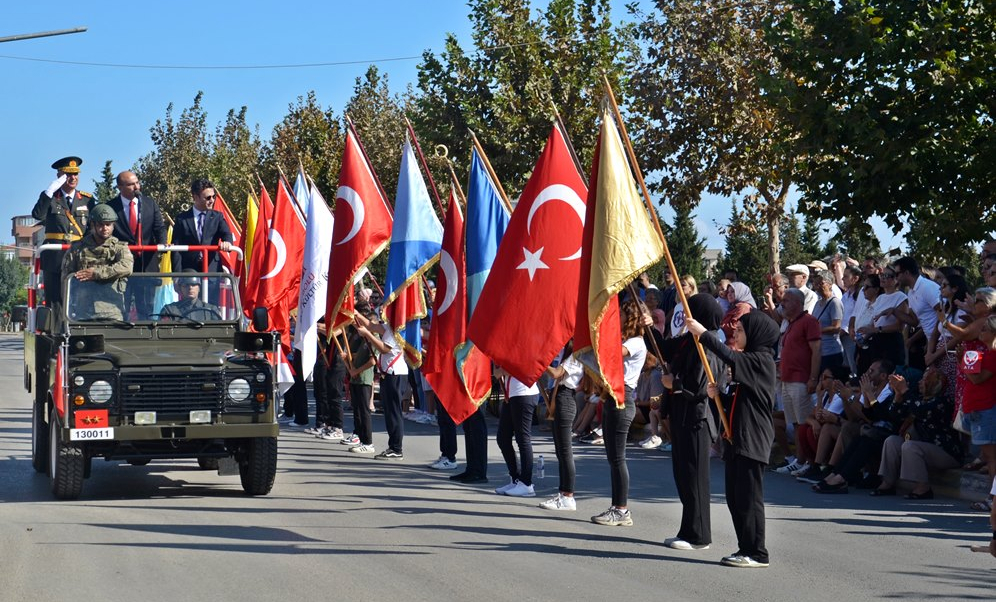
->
<box><xmin>61</xmin><ymin>232</ymin><xmax>134</xmax><ymax>320</ymax></box>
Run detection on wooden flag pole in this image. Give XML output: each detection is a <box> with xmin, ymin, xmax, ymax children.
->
<box><xmin>404</xmin><ymin>115</ymin><xmax>446</xmax><ymax>218</ymax></box>
<box><xmin>602</xmin><ymin>75</ymin><xmax>731</xmax><ymax>440</ymax></box>
<box><xmin>467</xmin><ymin>129</ymin><xmax>514</xmax><ymax>214</ymax></box>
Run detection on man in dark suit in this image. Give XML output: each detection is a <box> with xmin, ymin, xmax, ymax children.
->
<box><xmin>172</xmin><ymin>178</ymin><xmax>234</xmax><ymax>272</ymax></box>
<box><xmin>105</xmin><ymin>170</ymin><xmax>167</xmax><ymax>319</ymax></box>
<box><xmin>32</xmin><ymin>156</ymin><xmax>94</xmax><ymax>312</ymax></box>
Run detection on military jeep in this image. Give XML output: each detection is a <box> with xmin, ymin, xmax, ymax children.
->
<box><xmin>24</xmin><ymin>245</ymin><xmax>279</xmax><ymax>500</ymax></box>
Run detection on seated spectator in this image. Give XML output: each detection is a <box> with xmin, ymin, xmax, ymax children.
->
<box><xmin>872</xmin><ymin>367</ymin><xmax>963</xmax><ymax>499</ymax></box>
<box><xmin>793</xmin><ymin>364</ymin><xmax>851</xmax><ymax>481</ymax></box>
<box><xmin>813</xmin><ymin>359</ymin><xmax>898</xmax><ymax>493</ymax></box>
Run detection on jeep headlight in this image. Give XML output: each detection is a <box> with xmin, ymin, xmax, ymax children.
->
<box><xmin>89</xmin><ymin>380</ymin><xmax>113</xmax><ymax>404</ymax></box>
<box><xmin>227</xmin><ymin>378</ymin><xmax>251</xmax><ymax>402</ymax></box>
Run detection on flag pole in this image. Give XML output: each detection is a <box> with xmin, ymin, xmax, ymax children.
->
<box><xmin>404</xmin><ymin>115</ymin><xmax>446</xmax><ymax>217</ymax></box>
<box><xmin>467</xmin><ymin>129</ymin><xmax>513</xmax><ymax>214</ymax></box>
<box><xmin>602</xmin><ymin>75</ymin><xmax>731</xmax><ymax>441</ymax></box>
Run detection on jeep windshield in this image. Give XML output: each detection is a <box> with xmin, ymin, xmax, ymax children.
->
<box><xmin>65</xmin><ymin>272</ymin><xmax>242</xmax><ymax>325</ymax></box>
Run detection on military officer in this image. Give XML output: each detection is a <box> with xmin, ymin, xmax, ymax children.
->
<box><xmin>159</xmin><ymin>271</ymin><xmax>222</xmax><ymax>321</ymax></box>
<box><xmin>32</xmin><ymin>156</ymin><xmax>93</xmax><ymax>309</ymax></box>
<box><xmin>61</xmin><ymin>203</ymin><xmax>133</xmax><ymax>321</ymax></box>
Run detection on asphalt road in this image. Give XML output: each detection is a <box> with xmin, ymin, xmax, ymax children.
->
<box><xmin>0</xmin><ymin>332</ymin><xmax>994</xmax><ymax>602</ymax></box>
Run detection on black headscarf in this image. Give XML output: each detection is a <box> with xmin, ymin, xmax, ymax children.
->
<box><xmin>686</xmin><ymin>293</ymin><xmax>723</xmax><ymax>331</ymax></box>
<box><xmin>738</xmin><ymin>311</ymin><xmax>779</xmax><ymax>354</ymax></box>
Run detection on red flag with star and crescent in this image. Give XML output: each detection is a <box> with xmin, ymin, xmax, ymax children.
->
<box><xmin>424</xmin><ymin>189</ymin><xmax>486</xmax><ymax>424</ymax></box>
<box><xmin>325</xmin><ymin>128</ymin><xmax>393</xmax><ymax>332</ymax></box>
<box><xmin>466</xmin><ymin>124</ymin><xmax>588</xmax><ymax>386</ymax></box>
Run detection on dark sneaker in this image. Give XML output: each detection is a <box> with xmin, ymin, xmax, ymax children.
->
<box><xmin>796</xmin><ymin>465</ymin><xmax>826</xmax><ymax>485</ymax></box>
<box><xmin>375</xmin><ymin>449</ymin><xmax>404</xmax><ymax>461</ymax></box>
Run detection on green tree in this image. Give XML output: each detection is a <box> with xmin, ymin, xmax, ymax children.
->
<box><xmin>832</xmin><ymin>216</ymin><xmax>881</xmax><ymax>261</ymax></box>
<box><xmin>211</xmin><ymin>107</ymin><xmax>265</xmax><ymax>219</ymax></box>
<box><xmin>629</xmin><ymin>0</ymin><xmax>795</xmax><ymax>276</ymax></box>
<box><xmin>764</xmin><ymin>1</ymin><xmax>996</xmax><ymax>256</ymax></box>
<box><xmin>135</xmin><ymin>92</ymin><xmax>212</xmax><ymax>218</ymax></box>
<box><xmin>779</xmin><ymin>210</ymin><xmax>806</xmax><ymax>269</ymax></box>
<box><xmin>92</xmin><ymin>160</ymin><xmax>116</xmax><ymax>204</ymax></box>
<box><xmin>0</xmin><ymin>255</ymin><xmax>28</xmax><ymax>312</ymax></box>
<box><xmin>713</xmin><ymin>199</ymin><xmax>771</xmax><ymax>294</ymax></box>
<box><xmin>663</xmin><ymin>205</ymin><xmax>707</xmax><ymax>282</ymax></box>
<box><xmin>265</xmin><ymin>91</ymin><xmax>345</xmax><ymax>207</ymax></box>
<box><xmin>414</xmin><ymin>0</ymin><xmax>635</xmax><ymax>192</ymax></box>
<box><xmin>800</xmin><ymin>217</ymin><xmax>826</xmax><ymax>260</ymax></box>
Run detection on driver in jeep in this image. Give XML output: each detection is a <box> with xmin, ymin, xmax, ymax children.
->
<box><xmin>160</xmin><ymin>271</ymin><xmax>222</xmax><ymax>321</ymax></box>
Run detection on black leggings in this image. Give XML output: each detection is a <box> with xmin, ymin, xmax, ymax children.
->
<box><xmin>497</xmin><ymin>394</ymin><xmax>539</xmax><ymax>486</ymax></box>
<box><xmin>603</xmin><ymin>389</ymin><xmax>636</xmax><ymax>507</ymax></box>
<box><xmin>726</xmin><ymin>454</ymin><xmax>768</xmax><ymax>563</ymax></box>
<box><xmin>349</xmin><ymin>383</ymin><xmax>373</xmax><ymax>445</ymax></box>
<box><xmin>552</xmin><ymin>386</ymin><xmax>577</xmax><ymax>494</ymax></box>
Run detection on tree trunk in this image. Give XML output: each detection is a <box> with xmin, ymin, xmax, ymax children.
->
<box><xmin>760</xmin><ymin>177</ymin><xmax>792</xmax><ymax>277</ymax></box>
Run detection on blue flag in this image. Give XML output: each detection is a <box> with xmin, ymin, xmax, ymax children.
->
<box><xmin>382</xmin><ymin>137</ymin><xmax>444</xmax><ymax>365</ymax></box>
<box><xmin>465</xmin><ymin>148</ymin><xmax>510</xmax><ymax>316</ymax></box>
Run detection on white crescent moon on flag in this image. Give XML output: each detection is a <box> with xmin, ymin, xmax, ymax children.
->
<box><xmin>260</xmin><ymin>228</ymin><xmax>286</xmax><ymax>280</ymax></box>
<box><xmin>436</xmin><ymin>250</ymin><xmax>458</xmax><ymax>315</ymax></box>
<box><xmin>526</xmin><ymin>184</ymin><xmax>586</xmax><ymax>261</ymax></box>
<box><xmin>335</xmin><ymin>185</ymin><xmax>365</xmax><ymax>246</ymax></box>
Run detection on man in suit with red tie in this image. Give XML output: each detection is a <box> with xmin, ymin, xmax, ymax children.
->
<box><xmin>32</xmin><ymin>156</ymin><xmax>94</xmax><ymax>313</ymax></box>
<box><xmin>105</xmin><ymin>170</ymin><xmax>167</xmax><ymax>319</ymax></box>
<box><xmin>171</xmin><ymin>178</ymin><xmax>233</xmax><ymax>303</ymax></box>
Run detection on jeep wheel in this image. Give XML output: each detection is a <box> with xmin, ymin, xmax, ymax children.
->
<box><xmin>197</xmin><ymin>457</ymin><xmax>219</xmax><ymax>470</ymax></box>
<box><xmin>49</xmin><ymin>414</ymin><xmax>86</xmax><ymax>500</ymax></box>
<box><xmin>31</xmin><ymin>402</ymin><xmax>49</xmax><ymax>474</ymax></box>
<box><xmin>239</xmin><ymin>437</ymin><xmax>277</xmax><ymax>496</ymax></box>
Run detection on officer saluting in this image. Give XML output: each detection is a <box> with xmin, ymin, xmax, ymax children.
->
<box><xmin>32</xmin><ymin>156</ymin><xmax>93</xmax><ymax>309</ymax></box>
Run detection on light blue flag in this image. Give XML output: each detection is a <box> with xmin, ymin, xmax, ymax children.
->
<box><xmin>382</xmin><ymin>137</ymin><xmax>444</xmax><ymax>364</ymax></box>
<box><xmin>465</xmin><ymin>148</ymin><xmax>511</xmax><ymax>316</ymax></box>
<box><xmin>293</xmin><ymin>164</ymin><xmax>311</xmax><ymax>217</ymax></box>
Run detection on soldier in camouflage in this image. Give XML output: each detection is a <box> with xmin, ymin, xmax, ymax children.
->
<box><xmin>61</xmin><ymin>203</ymin><xmax>134</xmax><ymax>321</ymax></box>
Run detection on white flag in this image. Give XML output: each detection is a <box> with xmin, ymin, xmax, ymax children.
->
<box><xmin>293</xmin><ymin>180</ymin><xmax>334</xmax><ymax>382</ymax></box>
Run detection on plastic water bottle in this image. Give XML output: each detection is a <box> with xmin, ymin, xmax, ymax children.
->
<box><xmin>537</xmin><ymin>455</ymin><xmax>545</xmax><ymax>479</ymax></box>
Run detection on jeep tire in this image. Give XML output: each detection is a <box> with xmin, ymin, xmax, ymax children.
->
<box><xmin>49</xmin><ymin>413</ymin><xmax>86</xmax><ymax>500</ymax></box>
<box><xmin>31</xmin><ymin>401</ymin><xmax>48</xmax><ymax>474</ymax></box>
<box><xmin>239</xmin><ymin>437</ymin><xmax>277</xmax><ymax>496</ymax></box>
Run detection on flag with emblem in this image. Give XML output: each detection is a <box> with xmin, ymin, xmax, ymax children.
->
<box><xmin>467</xmin><ymin>124</ymin><xmax>587</xmax><ymax>386</ymax></box>
<box><xmin>574</xmin><ymin>102</ymin><xmax>664</xmax><ymax>408</ymax></box>
<box><xmin>324</xmin><ymin>126</ymin><xmax>393</xmax><ymax>332</ymax></box>
<box><xmin>294</xmin><ymin>178</ymin><xmax>334</xmax><ymax>382</ymax></box>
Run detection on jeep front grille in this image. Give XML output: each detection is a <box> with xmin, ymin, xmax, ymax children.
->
<box><xmin>119</xmin><ymin>372</ymin><xmax>224</xmax><ymax>414</ymax></box>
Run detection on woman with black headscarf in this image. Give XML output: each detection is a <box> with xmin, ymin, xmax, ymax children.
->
<box><xmin>688</xmin><ymin>311</ymin><xmax>779</xmax><ymax>569</ymax></box>
<box><xmin>649</xmin><ymin>293</ymin><xmax>725</xmax><ymax>551</ymax></box>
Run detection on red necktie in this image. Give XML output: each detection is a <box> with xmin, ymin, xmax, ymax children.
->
<box><xmin>130</xmin><ymin>200</ymin><xmax>138</xmax><ymax>238</ymax></box>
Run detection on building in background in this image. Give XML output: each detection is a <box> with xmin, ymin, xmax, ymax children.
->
<box><xmin>10</xmin><ymin>215</ymin><xmax>41</xmax><ymax>267</ymax></box>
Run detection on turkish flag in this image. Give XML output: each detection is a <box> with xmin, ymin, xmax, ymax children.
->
<box><xmin>466</xmin><ymin>125</ymin><xmax>588</xmax><ymax>386</ymax></box>
<box><xmin>243</xmin><ymin>182</ymin><xmax>274</xmax><ymax>312</ymax></box>
<box><xmin>213</xmin><ymin>190</ymin><xmax>242</xmax><ymax>275</ymax></box>
<box><xmin>325</xmin><ymin>128</ymin><xmax>393</xmax><ymax>331</ymax></box>
<box><xmin>74</xmin><ymin>409</ymin><xmax>109</xmax><ymax>428</ymax></box>
<box><xmin>260</xmin><ymin>177</ymin><xmax>307</xmax><ymax>310</ymax></box>
<box><xmin>425</xmin><ymin>190</ymin><xmax>487</xmax><ymax>424</ymax></box>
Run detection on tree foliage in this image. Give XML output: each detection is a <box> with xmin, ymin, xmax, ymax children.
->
<box><xmin>211</xmin><ymin>107</ymin><xmax>264</xmax><ymax>219</ymax></box>
<box><xmin>92</xmin><ymin>160</ymin><xmax>116</xmax><ymax>204</ymax></box>
<box><xmin>764</xmin><ymin>1</ymin><xmax>996</xmax><ymax>256</ymax></box>
<box><xmin>713</xmin><ymin>200</ymin><xmax>771</xmax><ymax>294</ymax></box>
<box><xmin>414</xmin><ymin>0</ymin><xmax>635</xmax><ymax>194</ymax></box>
<box><xmin>663</xmin><ymin>205</ymin><xmax>707</xmax><ymax>282</ymax></box>
<box><xmin>629</xmin><ymin>0</ymin><xmax>795</xmax><ymax>274</ymax></box>
<box><xmin>265</xmin><ymin>91</ymin><xmax>344</xmax><ymax>206</ymax></box>
<box><xmin>0</xmin><ymin>255</ymin><xmax>28</xmax><ymax>313</ymax></box>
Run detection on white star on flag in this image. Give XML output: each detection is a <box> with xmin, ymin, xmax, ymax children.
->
<box><xmin>516</xmin><ymin>246</ymin><xmax>549</xmax><ymax>281</ymax></box>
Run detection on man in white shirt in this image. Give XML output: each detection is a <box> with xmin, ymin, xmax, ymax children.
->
<box><xmin>894</xmin><ymin>256</ymin><xmax>941</xmax><ymax>370</ymax></box>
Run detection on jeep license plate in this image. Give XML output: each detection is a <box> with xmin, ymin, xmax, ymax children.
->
<box><xmin>70</xmin><ymin>428</ymin><xmax>114</xmax><ymax>441</ymax></box>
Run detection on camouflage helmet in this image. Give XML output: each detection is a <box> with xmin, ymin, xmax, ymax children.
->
<box><xmin>91</xmin><ymin>203</ymin><xmax>117</xmax><ymax>223</ymax></box>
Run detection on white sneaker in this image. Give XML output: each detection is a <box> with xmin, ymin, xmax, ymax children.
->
<box><xmin>664</xmin><ymin>537</ymin><xmax>710</xmax><ymax>550</ymax></box>
<box><xmin>539</xmin><ymin>494</ymin><xmax>576</xmax><ymax>511</ymax></box>
<box><xmin>775</xmin><ymin>458</ymin><xmax>803</xmax><ymax>474</ymax></box>
<box><xmin>429</xmin><ymin>456</ymin><xmax>458</xmax><ymax>470</ymax></box>
<box><xmin>640</xmin><ymin>435</ymin><xmax>663</xmax><ymax>449</ymax></box>
<box><xmin>790</xmin><ymin>462</ymin><xmax>812</xmax><ymax>477</ymax></box>
<box><xmin>505</xmin><ymin>481</ymin><xmax>536</xmax><ymax>497</ymax></box>
<box><xmin>495</xmin><ymin>478</ymin><xmax>518</xmax><ymax>495</ymax></box>
<box><xmin>349</xmin><ymin>443</ymin><xmax>375</xmax><ymax>454</ymax></box>
<box><xmin>318</xmin><ymin>427</ymin><xmax>344</xmax><ymax>441</ymax></box>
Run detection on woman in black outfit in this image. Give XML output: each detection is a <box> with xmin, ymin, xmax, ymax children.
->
<box><xmin>650</xmin><ymin>293</ymin><xmax>725</xmax><ymax>550</ymax></box>
<box><xmin>688</xmin><ymin>311</ymin><xmax>779</xmax><ymax>568</ymax></box>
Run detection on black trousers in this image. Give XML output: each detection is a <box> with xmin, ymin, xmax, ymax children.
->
<box><xmin>496</xmin><ymin>394</ymin><xmax>538</xmax><ymax>486</ymax></box>
<box><xmin>551</xmin><ymin>386</ymin><xmax>577</xmax><ymax>494</ymax></box>
<box><xmin>436</xmin><ymin>397</ymin><xmax>458</xmax><ymax>462</ymax></box>
<box><xmin>313</xmin><ymin>353</ymin><xmax>346</xmax><ymax>429</ymax></box>
<box><xmin>462</xmin><ymin>405</ymin><xmax>488</xmax><ymax>477</ymax></box>
<box><xmin>380</xmin><ymin>374</ymin><xmax>405</xmax><ymax>453</ymax></box>
<box><xmin>603</xmin><ymin>390</ymin><xmax>636</xmax><ymax>507</ymax></box>
<box><xmin>725</xmin><ymin>454</ymin><xmax>768</xmax><ymax>563</ymax></box>
<box><xmin>349</xmin><ymin>383</ymin><xmax>373</xmax><ymax>444</ymax></box>
<box><xmin>285</xmin><ymin>355</ymin><xmax>308</xmax><ymax>426</ymax></box>
<box><xmin>671</xmin><ymin>418</ymin><xmax>713</xmax><ymax>545</ymax></box>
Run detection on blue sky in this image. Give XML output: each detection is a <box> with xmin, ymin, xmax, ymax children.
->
<box><xmin>1</xmin><ymin>0</ymin><xmax>903</xmax><ymax>254</ymax></box>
